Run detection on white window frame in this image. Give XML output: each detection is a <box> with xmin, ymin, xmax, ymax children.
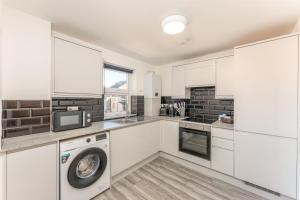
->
<box><xmin>104</xmin><ymin>67</ymin><xmax>131</xmax><ymax>119</ymax></box>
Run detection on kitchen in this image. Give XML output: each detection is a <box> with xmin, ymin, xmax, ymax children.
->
<box><xmin>0</xmin><ymin>1</ymin><xmax>300</xmax><ymax>200</ymax></box>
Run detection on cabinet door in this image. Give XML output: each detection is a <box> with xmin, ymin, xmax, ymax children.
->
<box><xmin>185</xmin><ymin>60</ymin><xmax>215</xmax><ymax>87</ymax></box>
<box><xmin>2</xmin><ymin>7</ymin><xmax>51</xmax><ymax>99</ymax></box>
<box><xmin>160</xmin><ymin>121</ymin><xmax>179</xmax><ymax>156</ymax></box>
<box><xmin>54</xmin><ymin>38</ymin><xmax>103</xmax><ymax>97</ymax></box>
<box><xmin>172</xmin><ymin>66</ymin><xmax>186</xmax><ymax>98</ymax></box>
<box><xmin>111</xmin><ymin>122</ymin><xmax>160</xmax><ymax>176</ymax></box>
<box><xmin>211</xmin><ymin>147</ymin><xmax>233</xmax><ymax>176</ymax></box>
<box><xmin>234</xmin><ymin>36</ymin><xmax>298</xmax><ymax>138</ymax></box>
<box><xmin>235</xmin><ymin>131</ymin><xmax>297</xmax><ymax>198</ymax></box>
<box><xmin>215</xmin><ymin>56</ymin><xmax>234</xmax><ymax>99</ymax></box>
<box><xmin>7</xmin><ymin>143</ymin><xmax>57</xmax><ymax>200</ymax></box>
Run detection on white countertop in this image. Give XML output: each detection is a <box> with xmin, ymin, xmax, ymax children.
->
<box><xmin>1</xmin><ymin>116</ymin><xmax>233</xmax><ymax>152</ymax></box>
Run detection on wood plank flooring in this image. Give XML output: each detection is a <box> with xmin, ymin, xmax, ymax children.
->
<box><xmin>93</xmin><ymin>157</ymin><xmax>267</xmax><ymax>200</ymax></box>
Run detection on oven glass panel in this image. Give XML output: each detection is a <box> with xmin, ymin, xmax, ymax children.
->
<box><xmin>61</xmin><ymin>115</ymin><xmax>80</xmax><ymax>126</ymax></box>
<box><xmin>181</xmin><ymin>130</ymin><xmax>208</xmax><ymax>155</ymax></box>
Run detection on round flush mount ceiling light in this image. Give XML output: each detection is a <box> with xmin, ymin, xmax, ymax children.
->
<box><xmin>162</xmin><ymin>15</ymin><xmax>187</xmax><ymax>35</ymax></box>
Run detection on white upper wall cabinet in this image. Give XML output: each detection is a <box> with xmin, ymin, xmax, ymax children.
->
<box><xmin>215</xmin><ymin>56</ymin><xmax>234</xmax><ymax>99</ymax></box>
<box><xmin>2</xmin><ymin>7</ymin><xmax>51</xmax><ymax>100</ymax></box>
<box><xmin>171</xmin><ymin>65</ymin><xmax>187</xmax><ymax>98</ymax></box>
<box><xmin>234</xmin><ymin>35</ymin><xmax>298</xmax><ymax>138</ymax></box>
<box><xmin>53</xmin><ymin>37</ymin><xmax>103</xmax><ymax>97</ymax></box>
<box><xmin>184</xmin><ymin>60</ymin><xmax>215</xmax><ymax>87</ymax></box>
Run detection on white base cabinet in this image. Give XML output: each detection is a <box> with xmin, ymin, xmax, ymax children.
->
<box><xmin>211</xmin><ymin>147</ymin><xmax>233</xmax><ymax>176</ymax></box>
<box><xmin>6</xmin><ymin>143</ymin><xmax>57</xmax><ymax>200</ymax></box>
<box><xmin>211</xmin><ymin>127</ymin><xmax>234</xmax><ymax>176</ymax></box>
<box><xmin>111</xmin><ymin>122</ymin><xmax>160</xmax><ymax>176</ymax></box>
<box><xmin>160</xmin><ymin>120</ymin><xmax>179</xmax><ymax>156</ymax></box>
<box><xmin>235</xmin><ymin>131</ymin><xmax>297</xmax><ymax>198</ymax></box>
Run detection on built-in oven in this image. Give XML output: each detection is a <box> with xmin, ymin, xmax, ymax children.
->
<box><xmin>179</xmin><ymin>122</ymin><xmax>211</xmax><ymax>160</ymax></box>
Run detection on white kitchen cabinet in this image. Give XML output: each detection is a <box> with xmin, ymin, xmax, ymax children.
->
<box><xmin>2</xmin><ymin>7</ymin><xmax>51</xmax><ymax>99</ymax></box>
<box><xmin>171</xmin><ymin>65</ymin><xmax>188</xmax><ymax>98</ymax></box>
<box><xmin>211</xmin><ymin>147</ymin><xmax>233</xmax><ymax>176</ymax></box>
<box><xmin>111</xmin><ymin>122</ymin><xmax>160</xmax><ymax>176</ymax></box>
<box><xmin>160</xmin><ymin>120</ymin><xmax>179</xmax><ymax>156</ymax></box>
<box><xmin>6</xmin><ymin>143</ymin><xmax>57</xmax><ymax>200</ymax></box>
<box><xmin>235</xmin><ymin>131</ymin><xmax>297</xmax><ymax>198</ymax></box>
<box><xmin>215</xmin><ymin>56</ymin><xmax>234</xmax><ymax>99</ymax></box>
<box><xmin>53</xmin><ymin>37</ymin><xmax>103</xmax><ymax>97</ymax></box>
<box><xmin>184</xmin><ymin>60</ymin><xmax>215</xmax><ymax>87</ymax></box>
<box><xmin>234</xmin><ymin>35</ymin><xmax>298</xmax><ymax>138</ymax></box>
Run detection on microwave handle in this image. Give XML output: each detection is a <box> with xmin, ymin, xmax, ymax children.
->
<box><xmin>82</xmin><ymin>111</ymin><xmax>86</xmax><ymax>127</ymax></box>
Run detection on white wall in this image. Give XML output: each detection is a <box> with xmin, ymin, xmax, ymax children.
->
<box><xmin>155</xmin><ymin>50</ymin><xmax>233</xmax><ymax>96</ymax></box>
<box><xmin>292</xmin><ymin>18</ymin><xmax>300</xmax><ymax>32</ymax></box>
<box><xmin>0</xmin><ymin>3</ymin><xmax>4</xmax><ymax>200</ymax></box>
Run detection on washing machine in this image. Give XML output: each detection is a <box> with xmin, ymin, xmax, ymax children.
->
<box><xmin>60</xmin><ymin>132</ymin><xmax>110</xmax><ymax>200</ymax></box>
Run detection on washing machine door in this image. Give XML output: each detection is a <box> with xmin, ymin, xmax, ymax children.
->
<box><xmin>68</xmin><ymin>147</ymin><xmax>107</xmax><ymax>189</ymax></box>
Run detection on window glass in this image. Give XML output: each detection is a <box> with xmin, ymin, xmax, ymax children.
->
<box><xmin>104</xmin><ymin>67</ymin><xmax>129</xmax><ymax>119</ymax></box>
<box><xmin>105</xmin><ymin>68</ymin><xmax>128</xmax><ymax>91</ymax></box>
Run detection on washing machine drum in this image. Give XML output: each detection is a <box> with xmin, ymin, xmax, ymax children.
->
<box><xmin>68</xmin><ymin>147</ymin><xmax>107</xmax><ymax>189</ymax></box>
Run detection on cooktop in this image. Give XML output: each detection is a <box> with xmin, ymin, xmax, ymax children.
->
<box><xmin>182</xmin><ymin>117</ymin><xmax>215</xmax><ymax>124</ymax></box>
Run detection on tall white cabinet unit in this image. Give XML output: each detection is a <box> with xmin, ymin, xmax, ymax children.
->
<box><xmin>6</xmin><ymin>143</ymin><xmax>57</xmax><ymax>200</ymax></box>
<box><xmin>53</xmin><ymin>36</ymin><xmax>103</xmax><ymax>97</ymax></box>
<box><xmin>234</xmin><ymin>35</ymin><xmax>299</xmax><ymax>198</ymax></box>
<box><xmin>2</xmin><ymin>7</ymin><xmax>51</xmax><ymax>100</ymax></box>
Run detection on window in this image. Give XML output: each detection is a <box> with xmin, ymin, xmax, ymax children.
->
<box><xmin>104</xmin><ymin>65</ymin><xmax>132</xmax><ymax>119</ymax></box>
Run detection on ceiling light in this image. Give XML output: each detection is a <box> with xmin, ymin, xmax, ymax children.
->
<box><xmin>162</xmin><ymin>15</ymin><xmax>187</xmax><ymax>35</ymax></box>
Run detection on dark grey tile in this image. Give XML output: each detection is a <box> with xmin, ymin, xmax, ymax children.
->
<box><xmin>19</xmin><ymin>100</ymin><xmax>42</xmax><ymax>108</ymax></box>
<box><xmin>31</xmin><ymin>108</ymin><xmax>50</xmax><ymax>117</ymax></box>
<box><xmin>20</xmin><ymin>117</ymin><xmax>41</xmax><ymax>126</ymax></box>
<box><xmin>2</xmin><ymin>119</ymin><xmax>19</xmax><ymax>129</ymax></box>
<box><xmin>42</xmin><ymin>116</ymin><xmax>50</xmax><ymax>124</ymax></box>
<box><xmin>32</xmin><ymin>125</ymin><xmax>50</xmax><ymax>134</ymax></box>
<box><xmin>3</xmin><ymin>127</ymin><xmax>31</xmax><ymax>138</ymax></box>
<box><xmin>3</xmin><ymin>109</ymin><xmax>30</xmax><ymax>119</ymax></box>
<box><xmin>43</xmin><ymin>100</ymin><xmax>50</xmax><ymax>108</ymax></box>
<box><xmin>3</xmin><ymin>100</ymin><xmax>18</xmax><ymax>109</ymax></box>
<box><xmin>59</xmin><ymin>100</ymin><xmax>74</xmax><ymax>106</ymax></box>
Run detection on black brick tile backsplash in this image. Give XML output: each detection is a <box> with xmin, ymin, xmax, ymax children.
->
<box><xmin>2</xmin><ymin>100</ymin><xmax>51</xmax><ymax>138</ymax></box>
<box><xmin>161</xmin><ymin>86</ymin><xmax>234</xmax><ymax>121</ymax></box>
<box><xmin>52</xmin><ymin>97</ymin><xmax>104</xmax><ymax>122</ymax></box>
<box><xmin>131</xmin><ymin>96</ymin><xmax>144</xmax><ymax>116</ymax></box>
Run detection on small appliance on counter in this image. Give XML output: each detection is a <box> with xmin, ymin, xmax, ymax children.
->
<box><xmin>53</xmin><ymin>109</ymin><xmax>92</xmax><ymax>132</ymax></box>
<box><xmin>159</xmin><ymin>104</ymin><xmax>168</xmax><ymax>116</ymax></box>
<box><xmin>218</xmin><ymin>114</ymin><xmax>234</xmax><ymax>124</ymax></box>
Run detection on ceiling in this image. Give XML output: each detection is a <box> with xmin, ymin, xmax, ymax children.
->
<box><xmin>4</xmin><ymin>0</ymin><xmax>300</xmax><ymax>65</ymax></box>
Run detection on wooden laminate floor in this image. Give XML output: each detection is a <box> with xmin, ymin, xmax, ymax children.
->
<box><xmin>93</xmin><ymin>157</ymin><xmax>267</xmax><ymax>200</ymax></box>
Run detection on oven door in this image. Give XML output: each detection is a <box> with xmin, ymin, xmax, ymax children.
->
<box><xmin>179</xmin><ymin>127</ymin><xmax>211</xmax><ymax>160</ymax></box>
<box><xmin>53</xmin><ymin>111</ymin><xmax>83</xmax><ymax>132</ymax></box>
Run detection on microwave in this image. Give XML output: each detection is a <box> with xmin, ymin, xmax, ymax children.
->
<box><xmin>53</xmin><ymin>110</ymin><xmax>92</xmax><ymax>132</ymax></box>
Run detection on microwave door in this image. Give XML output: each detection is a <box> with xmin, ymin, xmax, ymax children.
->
<box><xmin>53</xmin><ymin>111</ymin><xmax>83</xmax><ymax>132</ymax></box>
